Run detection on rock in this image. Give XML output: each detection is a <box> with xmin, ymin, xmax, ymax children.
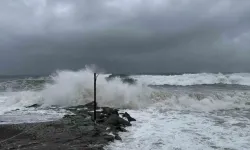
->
<box><xmin>104</xmin><ymin>115</ymin><xmax>119</xmax><ymax>126</ymax></box>
<box><xmin>17</xmin><ymin>142</ymin><xmax>39</xmax><ymax>149</ymax></box>
<box><xmin>89</xmin><ymin>113</ymin><xmax>107</xmax><ymax>123</ymax></box>
<box><xmin>118</xmin><ymin>117</ymin><xmax>131</xmax><ymax>126</ymax></box>
<box><xmin>116</xmin><ymin>126</ymin><xmax>128</xmax><ymax>132</ymax></box>
<box><xmin>66</xmin><ymin>105</ymin><xmax>85</xmax><ymax>111</ymax></box>
<box><xmin>26</xmin><ymin>104</ymin><xmax>41</xmax><ymax>108</ymax></box>
<box><xmin>0</xmin><ymin>100</ymin><xmax>136</xmax><ymax>149</ymax></box>
<box><xmin>94</xmin><ymin>125</ymin><xmax>108</xmax><ymax>133</ymax></box>
<box><xmin>62</xmin><ymin>114</ymin><xmax>93</xmax><ymax>128</ymax></box>
<box><xmin>84</xmin><ymin>101</ymin><xmax>95</xmax><ymax>109</ymax></box>
<box><xmin>76</xmin><ymin>110</ymin><xmax>89</xmax><ymax>117</ymax></box>
<box><xmin>63</xmin><ymin>114</ymin><xmax>75</xmax><ymax>119</ymax></box>
<box><xmin>104</xmin><ymin>114</ymin><xmax>131</xmax><ymax>127</ymax></box>
<box><xmin>122</xmin><ymin>112</ymin><xmax>136</xmax><ymax>122</ymax></box>
<box><xmin>102</xmin><ymin>107</ymin><xmax>119</xmax><ymax>116</ymax></box>
<box><xmin>78</xmin><ymin>126</ymin><xmax>95</xmax><ymax>133</ymax></box>
<box><xmin>114</xmin><ymin>134</ymin><xmax>122</xmax><ymax>141</ymax></box>
<box><xmin>65</xmin><ymin>101</ymin><xmax>95</xmax><ymax>111</ymax></box>
<box><xmin>89</xmin><ymin>111</ymin><xmax>105</xmax><ymax>116</ymax></box>
<box><xmin>103</xmin><ymin>135</ymin><xmax>115</xmax><ymax>142</ymax></box>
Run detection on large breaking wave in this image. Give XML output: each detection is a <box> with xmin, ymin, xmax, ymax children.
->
<box><xmin>0</xmin><ymin>67</ymin><xmax>153</xmax><ymax>115</ymax></box>
<box><xmin>0</xmin><ymin>68</ymin><xmax>250</xmax><ymax>116</ymax></box>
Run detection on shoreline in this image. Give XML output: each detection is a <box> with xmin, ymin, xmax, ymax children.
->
<box><xmin>0</xmin><ymin>102</ymin><xmax>135</xmax><ymax>150</ymax></box>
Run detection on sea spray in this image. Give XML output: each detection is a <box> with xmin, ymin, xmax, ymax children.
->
<box><xmin>1</xmin><ymin>67</ymin><xmax>250</xmax><ymax>116</ymax></box>
<box><xmin>41</xmin><ymin>67</ymin><xmax>153</xmax><ymax>109</ymax></box>
<box><xmin>0</xmin><ymin>67</ymin><xmax>153</xmax><ymax>116</ymax></box>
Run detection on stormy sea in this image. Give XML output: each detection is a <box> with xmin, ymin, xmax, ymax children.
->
<box><xmin>0</xmin><ymin>67</ymin><xmax>250</xmax><ymax>150</ymax></box>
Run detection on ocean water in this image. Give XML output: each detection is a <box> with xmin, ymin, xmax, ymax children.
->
<box><xmin>0</xmin><ymin>68</ymin><xmax>250</xmax><ymax>150</ymax></box>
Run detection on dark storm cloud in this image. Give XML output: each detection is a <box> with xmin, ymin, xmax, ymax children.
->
<box><xmin>1</xmin><ymin>0</ymin><xmax>250</xmax><ymax>74</ymax></box>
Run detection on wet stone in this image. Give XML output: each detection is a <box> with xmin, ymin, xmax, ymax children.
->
<box><xmin>0</xmin><ymin>101</ymin><xmax>136</xmax><ymax>149</ymax></box>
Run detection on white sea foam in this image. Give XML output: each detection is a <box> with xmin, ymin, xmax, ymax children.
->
<box><xmin>1</xmin><ymin>68</ymin><xmax>250</xmax><ymax>149</ymax></box>
<box><xmin>133</xmin><ymin>73</ymin><xmax>250</xmax><ymax>86</ymax></box>
<box><xmin>40</xmin><ymin>68</ymin><xmax>153</xmax><ymax>109</ymax></box>
<box><xmin>150</xmin><ymin>89</ymin><xmax>250</xmax><ymax>111</ymax></box>
<box><xmin>105</xmin><ymin>108</ymin><xmax>250</xmax><ymax>150</ymax></box>
<box><xmin>0</xmin><ymin>67</ymin><xmax>153</xmax><ymax>115</ymax></box>
<box><xmin>1</xmin><ymin>68</ymin><xmax>250</xmax><ymax>116</ymax></box>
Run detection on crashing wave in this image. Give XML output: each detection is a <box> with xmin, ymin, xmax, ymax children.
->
<box><xmin>0</xmin><ymin>68</ymin><xmax>250</xmax><ymax>115</ymax></box>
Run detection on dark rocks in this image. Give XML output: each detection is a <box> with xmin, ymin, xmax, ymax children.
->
<box><xmin>122</xmin><ymin>112</ymin><xmax>136</xmax><ymax>122</ymax></box>
<box><xmin>0</xmin><ymin>101</ymin><xmax>136</xmax><ymax>149</ymax></box>
<box><xmin>65</xmin><ymin>101</ymin><xmax>98</xmax><ymax>112</ymax></box>
<box><xmin>84</xmin><ymin>101</ymin><xmax>95</xmax><ymax>109</ymax></box>
<box><xmin>63</xmin><ymin>114</ymin><xmax>75</xmax><ymax>119</ymax></box>
<box><xmin>114</xmin><ymin>134</ymin><xmax>122</xmax><ymax>141</ymax></box>
<box><xmin>26</xmin><ymin>104</ymin><xmax>41</xmax><ymax>108</ymax></box>
<box><xmin>89</xmin><ymin>112</ymin><xmax>106</xmax><ymax>123</ymax></box>
<box><xmin>116</xmin><ymin>126</ymin><xmax>128</xmax><ymax>132</ymax></box>
<box><xmin>104</xmin><ymin>114</ymin><xmax>131</xmax><ymax>127</ymax></box>
<box><xmin>102</xmin><ymin>107</ymin><xmax>119</xmax><ymax>115</ymax></box>
<box><xmin>103</xmin><ymin>135</ymin><xmax>115</xmax><ymax>142</ymax></box>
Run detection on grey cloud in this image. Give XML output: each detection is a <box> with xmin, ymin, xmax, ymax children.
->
<box><xmin>1</xmin><ymin>0</ymin><xmax>250</xmax><ymax>74</ymax></box>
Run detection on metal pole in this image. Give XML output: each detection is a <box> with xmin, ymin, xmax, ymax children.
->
<box><xmin>94</xmin><ymin>73</ymin><xmax>97</xmax><ymax>122</ymax></box>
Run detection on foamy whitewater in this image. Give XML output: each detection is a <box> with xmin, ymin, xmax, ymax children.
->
<box><xmin>0</xmin><ymin>68</ymin><xmax>250</xmax><ymax>150</ymax></box>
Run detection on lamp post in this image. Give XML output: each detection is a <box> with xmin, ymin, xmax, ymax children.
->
<box><xmin>94</xmin><ymin>73</ymin><xmax>97</xmax><ymax>122</ymax></box>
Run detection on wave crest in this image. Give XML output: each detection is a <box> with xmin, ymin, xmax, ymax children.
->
<box><xmin>150</xmin><ymin>89</ymin><xmax>250</xmax><ymax>111</ymax></box>
<box><xmin>1</xmin><ymin>68</ymin><xmax>250</xmax><ymax>115</ymax></box>
<box><xmin>134</xmin><ymin>73</ymin><xmax>250</xmax><ymax>86</ymax></box>
<box><xmin>1</xmin><ymin>67</ymin><xmax>153</xmax><ymax>112</ymax></box>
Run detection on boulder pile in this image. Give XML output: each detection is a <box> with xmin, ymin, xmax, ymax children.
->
<box><xmin>0</xmin><ymin>102</ymin><xmax>136</xmax><ymax>150</ymax></box>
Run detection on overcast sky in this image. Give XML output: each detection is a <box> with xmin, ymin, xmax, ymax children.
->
<box><xmin>1</xmin><ymin>0</ymin><xmax>250</xmax><ymax>74</ymax></box>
